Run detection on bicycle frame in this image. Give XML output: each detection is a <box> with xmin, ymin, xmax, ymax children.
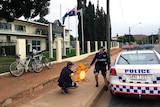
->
<box><xmin>15</xmin><ymin>55</ymin><xmax>33</xmax><ymax>72</ymax></box>
<box><xmin>34</xmin><ymin>52</ymin><xmax>45</xmax><ymax>64</ymax></box>
<box><xmin>34</xmin><ymin>51</ymin><xmax>52</xmax><ymax>69</ymax></box>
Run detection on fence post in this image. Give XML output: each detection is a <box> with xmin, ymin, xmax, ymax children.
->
<box><xmin>76</xmin><ymin>41</ymin><xmax>80</xmax><ymax>56</ymax></box>
<box><xmin>105</xmin><ymin>41</ymin><xmax>107</xmax><ymax>49</ymax></box>
<box><xmin>56</xmin><ymin>39</ymin><xmax>62</xmax><ymax>62</ymax></box>
<box><xmin>117</xmin><ymin>42</ymin><xmax>120</xmax><ymax>48</ymax></box>
<box><xmin>111</xmin><ymin>41</ymin><xmax>113</xmax><ymax>48</ymax></box>
<box><xmin>48</xmin><ymin>23</ymin><xmax>53</xmax><ymax>58</ymax></box>
<box><xmin>113</xmin><ymin>41</ymin><xmax>115</xmax><ymax>47</ymax></box>
<box><xmin>87</xmin><ymin>41</ymin><xmax>91</xmax><ymax>53</ymax></box>
<box><xmin>95</xmin><ymin>41</ymin><xmax>98</xmax><ymax>51</ymax></box>
<box><xmin>16</xmin><ymin>39</ymin><xmax>26</xmax><ymax>59</ymax></box>
<box><xmin>101</xmin><ymin>41</ymin><xmax>103</xmax><ymax>47</ymax></box>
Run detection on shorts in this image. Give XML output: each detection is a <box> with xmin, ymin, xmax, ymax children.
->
<box><xmin>94</xmin><ymin>65</ymin><xmax>106</xmax><ymax>76</ymax></box>
<box><xmin>58</xmin><ymin>82</ymin><xmax>77</xmax><ymax>88</ymax></box>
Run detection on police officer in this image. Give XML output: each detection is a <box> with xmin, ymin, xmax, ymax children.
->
<box><xmin>58</xmin><ymin>61</ymin><xmax>78</xmax><ymax>94</ymax></box>
<box><xmin>90</xmin><ymin>47</ymin><xmax>110</xmax><ymax>91</ymax></box>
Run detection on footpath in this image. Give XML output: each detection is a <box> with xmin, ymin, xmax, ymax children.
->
<box><xmin>0</xmin><ymin>48</ymin><xmax>121</xmax><ymax>107</ymax></box>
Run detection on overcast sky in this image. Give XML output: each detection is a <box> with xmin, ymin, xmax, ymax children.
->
<box><xmin>43</xmin><ymin>0</ymin><xmax>160</xmax><ymax>37</ymax></box>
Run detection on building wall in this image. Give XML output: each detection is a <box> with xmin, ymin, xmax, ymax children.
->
<box><xmin>0</xmin><ymin>19</ymin><xmax>72</xmax><ymax>54</ymax></box>
<box><xmin>0</xmin><ymin>35</ymin><xmax>6</xmax><ymax>42</ymax></box>
<box><xmin>10</xmin><ymin>36</ymin><xmax>17</xmax><ymax>42</ymax></box>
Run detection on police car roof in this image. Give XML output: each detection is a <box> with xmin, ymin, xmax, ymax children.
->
<box><xmin>122</xmin><ymin>44</ymin><xmax>154</xmax><ymax>51</ymax></box>
<box><xmin>120</xmin><ymin>49</ymin><xmax>155</xmax><ymax>55</ymax></box>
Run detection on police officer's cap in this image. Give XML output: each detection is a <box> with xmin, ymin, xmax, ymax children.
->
<box><xmin>99</xmin><ymin>46</ymin><xmax>105</xmax><ymax>51</ymax></box>
<box><xmin>67</xmin><ymin>61</ymin><xmax>74</xmax><ymax>66</ymax></box>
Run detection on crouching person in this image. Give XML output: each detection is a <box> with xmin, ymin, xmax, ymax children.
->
<box><xmin>58</xmin><ymin>61</ymin><xmax>79</xmax><ymax>94</ymax></box>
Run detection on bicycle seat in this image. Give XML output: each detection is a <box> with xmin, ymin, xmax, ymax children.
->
<box><xmin>32</xmin><ymin>49</ymin><xmax>37</xmax><ymax>54</ymax></box>
<box><xmin>15</xmin><ymin>54</ymin><xmax>21</xmax><ymax>58</ymax></box>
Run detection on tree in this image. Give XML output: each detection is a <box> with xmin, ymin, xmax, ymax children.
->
<box><xmin>34</xmin><ymin>0</ymin><xmax>50</xmax><ymax>24</ymax></box>
<box><xmin>124</xmin><ymin>34</ymin><xmax>135</xmax><ymax>43</ymax></box>
<box><xmin>77</xmin><ymin>0</ymin><xmax>86</xmax><ymax>51</ymax></box>
<box><xmin>95</xmin><ymin>6</ymin><xmax>106</xmax><ymax>41</ymax></box>
<box><xmin>148</xmin><ymin>34</ymin><xmax>158</xmax><ymax>44</ymax></box>
<box><xmin>70</xmin><ymin>35</ymin><xmax>76</xmax><ymax>41</ymax></box>
<box><xmin>118</xmin><ymin>36</ymin><xmax>126</xmax><ymax>43</ymax></box>
<box><xmin>34</xmin><ymin>17</ymin><xmax>49</xmax><ymax>24</ymax></box>
<box><xmin>77</xmin><ymin>0</ymin><xmax>107</xmax><ymax>51</ymax></box>
<box><xmin>85</xmin><ymin>1</ymin><xmax>95</xmax><ymax>41</ymax></box>
<box><xmin>0</xmin><ymin>0</ymin><xmax>50</xmax><ymax>22</ymax></box>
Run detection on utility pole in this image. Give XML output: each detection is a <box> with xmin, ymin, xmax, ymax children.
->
<box><xmin>129</xmin><ymin>22</ymin><xmax>141</xmax><ymax>44</ymax></box>
<box><xmin>152</xmin><ymin>32</ymin><xmax>154</xmax><ymax>44</ymax></box>
<box><xmin>129</xmin><ymin>26</ymin><xmax>131</xmax><ymax>44</ymax></box>
<box><xmin>106</xmin><ymin>0</ymin><xmax>111</xmax><ymax>68</ymax></box>
<box><xmin>81</xmin><ymin>0</ymin><xmax>85</xmax><ymax>53</ymax></box>
<box><xmin>158</xmin><ymin>28</ymin><xmax>160</xmax><ymax>44</ymax></box>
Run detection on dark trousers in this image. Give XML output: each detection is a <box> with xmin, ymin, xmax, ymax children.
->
<box><xmin>58</xmin><ymin>82</ymin><xmax>72</xmax><ymax>89</ymax></box>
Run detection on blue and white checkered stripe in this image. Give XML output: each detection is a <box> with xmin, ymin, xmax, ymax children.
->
<box><xmin>111</xmin><ymin>84</ymin><xmax>160</xmax><ymax>95</ymax></box>
<box><xmin>118</xmin><ymin>76</ymin><xmax>160</xmax><ymax>84</ymax></box>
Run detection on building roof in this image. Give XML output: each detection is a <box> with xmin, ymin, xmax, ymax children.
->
<box><xmin>15</xmin><ymin>19</ymin><xmax>49</xmax><ymax>26</ymax></box>
<box><xmin>16</xmin><ymin>19</ymin><xmax>71</xmax><ymax>31</ymax></box>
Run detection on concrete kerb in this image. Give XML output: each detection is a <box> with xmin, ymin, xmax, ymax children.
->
<box><xmin>84</xmin><ymin>84</ymin><xmax>105</xmax><ymax>107</ymax></box>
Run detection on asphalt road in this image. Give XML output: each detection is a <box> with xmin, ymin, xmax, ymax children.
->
<box><xmin>154</xmin><ymin>45</ymin><xmax>160</xmax><ymax>53</ymax></box>
<box><xmin>95</xmin><ymin>90</ymin><xmax>160</xmax><ymax>107</ymax></box>
<box><xmin>95</xmin><ymin>45</ymin><xmax>160</xmax><ymax>107</ymax></box>
<box><xmin>109</xmin><ymin>95</ymin><xmax>160</xmax><ymax>107</ymax></box>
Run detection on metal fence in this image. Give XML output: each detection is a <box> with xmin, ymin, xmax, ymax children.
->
<box><xmin>0</xmin><ymin>42</ymin><xmax>16</xmax><ymax>56</ymax></box>
<box><xmin>0</xmin><ymin>42</ymin><xmax>16</xmax><ymax>73</ymax></box>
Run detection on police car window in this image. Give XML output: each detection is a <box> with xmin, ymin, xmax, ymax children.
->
<box><xmin>117</xmin><ymin>53</ymin><xmax>159</xmax><ymax>65</ymax></box>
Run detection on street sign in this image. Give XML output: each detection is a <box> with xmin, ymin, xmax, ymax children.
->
<box><xmin>52</xmin><ymin>20</ymin><xmax>63</xmax><ymax>34</ymax></box>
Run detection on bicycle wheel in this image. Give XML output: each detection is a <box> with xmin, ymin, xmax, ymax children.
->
<box><xmin>44</xmin><ymin>58</ymin><xmax>52</xmax><ymax>69</ymax></box>
<box><xmin>10</xmin><ymin>61</ymin><xmax>24</xmax><ymax>77</ymax></box>
<box><xmin>28</xmin><ymin>62</ymin><xmax>34</xmax><ymax>72</ymax></box>
<box><xmin>32</xmin><ymin>60</ymin><xmax>43</xmax><ymax>73</ymax></box>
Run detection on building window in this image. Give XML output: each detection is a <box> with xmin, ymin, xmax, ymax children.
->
<box><xmin>7</xmin><ymin>36</ymin><xmax>11</xmax><ymax>42</ymax></box>
<box><xmin>65</xmin><ymin>32</ymin><xmax>69</xmax><ymax>36</ymax></box>
<box><xmin>0</xmin><ymin>22</ymin><xmax>11</xmax><ymax>30</ymax></box>
<box><xmin>15</xmin><ymin>25</ymin><xmax>26</xmax><ymax>32</ymax></box>
<box><xmin>32</xmin><ymin>40</ymin><xmax>41</xmax><ymax>51</ymax></box>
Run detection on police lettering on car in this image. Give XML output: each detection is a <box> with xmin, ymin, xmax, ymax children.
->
<box><xmin>125</xmin><ymin>69</ymin><xmax>150</xmax><ymax>74</ymax></box>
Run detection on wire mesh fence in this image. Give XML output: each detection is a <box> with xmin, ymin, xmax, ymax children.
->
<box><xmin>0</xmin><ymin>42</ymin><xmax>16</xmax><ymax>73</ymax></box>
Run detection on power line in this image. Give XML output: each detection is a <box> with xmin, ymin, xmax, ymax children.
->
<box><xmin>119</xmin><ymin>0</ymin><xmax>127</xmax><ymax>30</ymax></box>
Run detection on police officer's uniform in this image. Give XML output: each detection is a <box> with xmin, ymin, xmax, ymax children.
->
<box><xmin>58</xmin><ymin>62</ymin><xmax>76</xmax><ymax>94</ymax></box>
<box><xmin>90</xmin><ymin>50</ymin><xmax>110</xmax><ymax>76</ymax></box>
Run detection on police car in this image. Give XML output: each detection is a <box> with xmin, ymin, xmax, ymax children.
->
<box><xmin>109</xmin><ymin>49</ymin><xmax>160</xmax><ymax>98</ymax></box>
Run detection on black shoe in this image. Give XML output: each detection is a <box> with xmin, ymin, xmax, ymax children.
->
<box><xmin>64</xmin><ymin>89</ymin><xmax>69</xmax><ymax>93</ymax></box>
<box><xmin>106</xmin><ymin>81</ymin><xmax>110</xmax><ymax>86</ymax></box>
<box><xmin>105</xmin><ymin>86</ymin><xmax>108</xmax><ymax>91</ymax></box>
<box><xmin>96</xmin><ymin>82</ymin><xmax>99</xmax><ymax>87</ymax></box>
<box><xmin>61</xmin><ymin>88</ymin><xmax>68</xmax><ymax>95</ymax></box>
<box><xmin>61</xmin><ymin>89</ymin><xmax>67</xmax><ymax>95</ymax></box>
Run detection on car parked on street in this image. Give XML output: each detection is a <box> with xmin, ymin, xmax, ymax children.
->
<box><xmin>109</xmin><ymin>48</ymin><xmax>160</xmax><ymax>99</ymax></box>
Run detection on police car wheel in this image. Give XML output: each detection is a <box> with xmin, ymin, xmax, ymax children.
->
<box><xmin>110</xmin><ymin>90</ymin><xmax>116</xmax><ymax>96</ymax></box>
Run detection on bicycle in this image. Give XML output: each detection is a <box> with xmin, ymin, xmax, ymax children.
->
<box><xmin>9</xmin><ymin>53</ymin><xmax>43</xmax><ymax>77</ymax></box>
<box><xmin>36</xmin><ymin>51</ymin><xmax>52</xmax><ymax>69</ymax></box>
